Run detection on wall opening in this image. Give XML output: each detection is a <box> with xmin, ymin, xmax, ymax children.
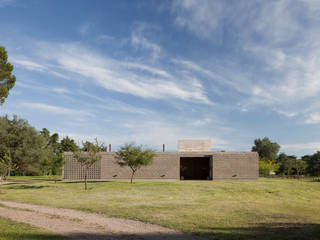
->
<box><xmin>180</xmin><ymin>157</ymin><xmax>212</xmax><ymax>180</ymax></box>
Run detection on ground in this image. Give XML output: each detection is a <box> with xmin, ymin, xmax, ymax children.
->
<box><xmin>0</xmin><ymin>216</ymin><xmax>67</xmax><ymax>240</ymax></box>
<box><xmin>0</xmin><ymin>177</ymin><xmax>320</xmax><ymax>240</ymax></box>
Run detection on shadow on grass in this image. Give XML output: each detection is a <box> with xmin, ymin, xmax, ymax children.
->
<box><xmin>62</xmin><ymin>180</ymin><xmax>112</xmax><ymax>184</ymax></box>
<box><xmin>311</xmin><ymin>178</ymin><xmax>320</xmax><ymax>182</ymax></box>
<box><xmin>70</xmin><ymin>223</ymin><xmax>319</xmax><ymax>240</ymax></box>
<box><xmin>5</xmin><ymin>185</ymin><xmax>49</xmax><ymax>190</ymax></box>
<box><xmin>199</xmin><ymin>222</ymin><xmax>320</xmax><ymax>240</ymax></box>
<box><xmin>0</xmin><ymin>233</ymin><xmax>67</xmax><ymax>240</ymax></box>
<box><xmin>1</xmin><ymin>223</ymin><xmax>320</xmax><ymax>240</ymax></box>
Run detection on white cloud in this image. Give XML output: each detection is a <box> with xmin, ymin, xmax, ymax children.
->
<box><xmin>172</xmin><ymin>0</ymin><xmax>225</xmax><ymax>40</ymax></box>
<box><xmin>131</xmin><ymin>23</ymin><xmax>161</xmax><ymax>59</ymax></box>
<box><xmin>282</xmin><ymin>142</ymin><xmax>320</xmax><ymax>152</ymax></box>
<box><xmin>172</xmin><ymin>0</ymin><xmax>320</xmax><ymax>118</ymax></box>
<box><xmin>20</xmin><ymin>41</ymin><xmax>212</xmax><ymax>105</ymax></box>
<box><xmin>10</xmin><ymin>57</ymin><xmax>46</xmax><ymax>72</ymax></box>
<box><xmin>123</xmin><ymin>62</ymin><xmax>172</xmax><ymax>78</ymax></box>
<box><xmin>79</xmin><ymin>22</ymin><xmax>93</xmax><ymax>35</ymax></box>
<box><xmin>305</xmin><ymin>113</ymin><xmax>320</xmax><ymax>124</ymax></box>
<box><xmin>21</xmin><ymin>102</ymin><xmax>93</xmax><ymax>118</ymax></box>
<box><xmin>191</xmin><ymin>117</ymin><xmax>212</xmax><ymax>127</ymax></box>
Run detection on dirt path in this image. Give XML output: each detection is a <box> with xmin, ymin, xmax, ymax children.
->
<box><xmin>0</xmin><ymin>200</ymin><xmax>204</xmax><ymax>240</ymax></box>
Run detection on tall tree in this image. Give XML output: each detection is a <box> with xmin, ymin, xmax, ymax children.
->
<box><xmin>40</xmin><ymin>128</ymin><xmax>64</xmax><ymax>175</ymax></box>
<box><xmin>0</xmin><ymin>115</ymin><xmax>48</xmax><ymax>175</ymax></box>
<box><xmin>60</xmin><ymin>136</ymin><xmax>79</xmax><ymax>152</ymax></box>
<box><xmin>116</xmin><ymin>142</ymin><xmax>156</xmax><ymax>184</ymax></box>
<box><xmin>73</xmin><ymin>139</ymin><xmax>103</xmax><ymax>190</ymax></box>
<box><xmin>304</xmin><ymin>152</ymin><xmax>320</xmax><ymax>176</ymax></box>
<box><xmin>252</xmin><ymin>137</ymin><xmax>280</xmax><ymax>161</ymax></box>
<box><xmin>0</xmin><ymin>46</ymin><xmax>16</xmax><ymax>104</ymax></box>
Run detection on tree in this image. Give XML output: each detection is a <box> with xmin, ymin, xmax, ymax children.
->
<box><xmin>0</xmin><ymin>115</ymin><xmax>48</xmax><ymax>175</ymax></box>
<box><xmin>252</xmin><ymin>137</ymin><xmax>280</xmax><ymax>161</ymax></box>
<box><xmin>304</xmin><ymin>152</ymin><xmax>320</xmax><ymax>176</ymax></box>
<box><xmin>82</xmin><ymin>141</ymin><xmax>106</xmax><ymax>152</ymax></box>
<box><xmin>0</xmin><ymin>152</ymin><xmax>16</xmax><ymax>180</ymax></box>
<box><xmin>259</xmin><ymin>158</ymin><xmax>280</xmax><ymax>176</ymax></box>
<box><xmin>73</xmin><ymin>139</ymin><xmax>103</xmax><ymax>190</ymax></box>
<box><xmin>60</xmin><ymin>136</ymin><xmax>79</xmax><ymax>152</ymax></box>
<box><xmin>116</xmin><ymin>142</ymin><xmax>156</xmax><ymax>184</ymax></box>
<box><xmin>0</xmin><ymin>46</ymin><xmax>16</xmax><ymax>104</ymax></box>
<box><xmin>40</xmin><ymin>129</ymin><xmax>64</xmax><ymax>176</ymax></box>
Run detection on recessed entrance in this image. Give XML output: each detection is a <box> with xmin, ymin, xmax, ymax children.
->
<box><xmin>180</xmin><ymin>157</ymin><xmax>212</xmax><ymax>180</ymax></box>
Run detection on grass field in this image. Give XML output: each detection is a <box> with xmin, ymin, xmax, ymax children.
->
<box><xmin>0</xmin><ymin>177</ymin><xmax>320</xmax><ymax>240</ymax></box>
<box><xmin>0</xmin><ymin>216</ymin><xmax>67</xmax><ymax>240</ymax></box>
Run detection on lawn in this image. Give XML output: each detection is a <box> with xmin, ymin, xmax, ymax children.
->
<box><xmin>1</xmin><ymin>177</ymin><xmax>320</xmax><ymax>240</ymax></box>
<box><xmin>0</xmin><ymin>216</ymin><xmax>67</xmax><ymax>240</ymax></box>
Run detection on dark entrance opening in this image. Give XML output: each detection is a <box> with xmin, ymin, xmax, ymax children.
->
<box><xmin>180</xmin><ymin>157</ymin><xmax>212</xmax><ymax>180</ymax></box>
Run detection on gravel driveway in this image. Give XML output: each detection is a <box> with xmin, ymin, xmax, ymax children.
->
<box><xmin>0</xmin><ymin>200</ymin><xmax>205</xmax><ymax>240</ymax></box>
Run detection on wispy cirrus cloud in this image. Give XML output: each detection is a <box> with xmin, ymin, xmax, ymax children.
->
<box><xmin>21</xmin><ymin>102</ymin><xmax>93</xmax><ymax>118</ymax></box>
<box><xmin>282</xmin><ymin>142</ymin><xmax>320</xmax><ymax>153</ymax></box>
<box><xmin>171</xmin><ymin>0</ymin><xmax>320</xmax><ymax>121</ymax></box>
<box><xmin>13</xmin><ymin>40</ymin><xmax>212</xmax><ymax>105</ymax></box>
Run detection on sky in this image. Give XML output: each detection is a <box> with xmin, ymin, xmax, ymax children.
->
<box><xmin>1</xmin><ymin>0</ymin><xmax>320</xmax><ymax>155</ymax></box>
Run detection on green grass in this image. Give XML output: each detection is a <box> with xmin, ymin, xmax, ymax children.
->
<box><xmin>1</xmin><ymin>177</ymin><xmax>320</xmax><ymax>240</ymax></box>
<box><xmin>0</xmin><ymin>216</ymin><xmax>67</xmax><ymax>240</ymax></box>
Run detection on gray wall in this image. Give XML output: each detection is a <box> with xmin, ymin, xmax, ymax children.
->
<box><xmin>63</xmin><ymin>152</ymin><xmax>258</xmax><ymax>180</ymax></box>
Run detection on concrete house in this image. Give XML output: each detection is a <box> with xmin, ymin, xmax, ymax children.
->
<box><xmin>62</xmin><ymin>140</ymin><xmax>259</xmax><ymax>181</ymax></box>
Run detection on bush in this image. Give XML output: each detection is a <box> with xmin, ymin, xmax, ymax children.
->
<box><xmin>259</xmin><ymin>158</ymin><xmax>280</xmax><ymax>177</ymax></box>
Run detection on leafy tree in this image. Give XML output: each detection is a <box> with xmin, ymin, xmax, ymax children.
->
<box><xmin>0</xmin><ymin>115</ymin><xmax>48</xmax><ymax>175</ymax></box>
<box><xmin>252</xmin><ymin>137</ymin><xmax>280</xmax><ymax>161</ymax></box>
<box><xmin>0</xmin><ymin>46</ymin><xmax>16</xmax><ymax>104</ymax></box>
<box><xmin>116</xmin><ymin>142</ymin><xmax>156</xmax><ymax>184</ymax></box>
<box><xmin>0</xmin><ymin>152</ymin><xmax>16</xmax><ymax>179</ymax></box>
<box><xmin>73</xmin><ymin>139</ymin><xmax>103</xmax><ymax>190</ymax></box>
<box><xmin>60</xmin><ymin>136</ymin><xmax>79</xmax><ymax>152</ymax></box>
<box><xmin>294</xmin><ymin>159</ymin><xmax>307</xmax><ymax>176</ymax></box>
<box><xmin>82</xmin><ymin>140</ymin><xmax>106</xmax><ymax>152</ymax></box>
<box><xmin>259</xmin><ymin>158</ymin><xmax>280</xmax><ymax>176</ymax></box>
<box><xmin>276</xmin><ymin>153</ymin><xmax>307</xmax><ymax>176</ymax></box>
<box><xmin>39</xmin><ymin>129</ymin><xmax>64</xmax><ymax>175</ymax></box>
<box><xmin>304</xmin><ymin>152</ymin><xmax>320</xmax><ymax>176</ymax></box>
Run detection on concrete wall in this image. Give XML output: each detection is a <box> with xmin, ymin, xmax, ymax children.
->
<box><xmin>178</xmin><ymin>139</ymin><xmax>211</xmax><ymax>152</ymax></box>
<box><xmin>62</xmin><ymin>151</ymin><xmax>258</xmax><ymax>180</ymax></box>
<box><xmin>212</xmin><ymin>152</ymin><xmax>259</xmax><ymax>180</ymax></box>
<box><xmin>100</xmin><ymin>153</ymin><xmax>180</xmax><ymax>180</ymax></box>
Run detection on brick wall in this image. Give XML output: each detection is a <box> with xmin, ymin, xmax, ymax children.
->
<box><xmin>212</xmin><ymin>152</ymin><xmax>259</xmax><ymax>180</ymax></box>
<box><xmin>62</xmin><ymin>151</ymin><xmax>258</xmax><ymax>180</ymax></box>
<box><xmin>63</xmin><ymin>153</ymin><xmax>101</xmax><ymax>180</ymax></box>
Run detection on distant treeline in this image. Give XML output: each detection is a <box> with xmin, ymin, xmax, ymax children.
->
<box><xmin>252</xmin><ymin>137</ymin><xmax>320</xmax><ymax>177</ymax></box>
<box><xmin>0</xmin><ymin>115</ymin><xmax>106</xmax><ymax>176</ymax></box>
<box><xmin>1</xmin><ymin>115</ymin><xmax>319</xmax><ymax>177</ymax></box>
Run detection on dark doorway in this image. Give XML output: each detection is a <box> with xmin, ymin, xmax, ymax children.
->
<box><xmin>180</xmin><ymin>157</ymin><xmax>212</xmax><ymax>180</ymax></box>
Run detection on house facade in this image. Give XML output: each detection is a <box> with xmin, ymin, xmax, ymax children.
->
<box><xmin>62</xmin><ymin>140</ymin><xmax>259</xmax><ymax>181</ymax></box>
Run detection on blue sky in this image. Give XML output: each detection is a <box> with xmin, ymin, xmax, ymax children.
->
<box><xmin>1</xmin><ymin>0</ymin><xmax>320</xmax><ymax>155</ymax></box>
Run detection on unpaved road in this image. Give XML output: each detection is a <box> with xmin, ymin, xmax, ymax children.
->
<box><xmin>0</xmin><ymin>200</ymin><xmax>204</xmax><ymax>240</ymax></box>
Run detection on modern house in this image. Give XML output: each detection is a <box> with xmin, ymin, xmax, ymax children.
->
<box><xmin>62</xmin><ymin>140</ymin><xmax>259</xmax><ymax>181</ymax></box>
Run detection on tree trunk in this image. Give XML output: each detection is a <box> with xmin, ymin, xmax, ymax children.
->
<box><xmin>130</xmin><ymin>170</ymin><xmax>135</xmax><ymax>184</ymax></box>
<box><xmin>7</xmin><ymin>167</ymin><xmax>10</xmax><ymax>180</ymax></box>
<box><xmin>85</xmin><ymin>167</ymin><xmax>88</xmax><ymax>190</ymax></box>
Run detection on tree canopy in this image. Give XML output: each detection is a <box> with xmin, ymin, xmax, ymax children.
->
<box><xmin>116</xmin><ymin>142</ymin><xmax>156</xmax><ymax>183</ymax></box>
<box><xmin>0</xmin><ymin>46</ymin><xmax>16</xmax><ymax>104</ymax></box>
<box><xmin>0</xmin><ymin>115</ymin><xmax>49</xmax><ymax>175</ymax></box>
<box><xmin>60</xmin><ymin>136</ymin><xmax>79</xmax><ymax>152</ymax></box>
<box><xmin>73</xmin><ymin>139</ymin><xmax>104</xmax><ymax>190</ymax></box>
<box><xmin>252</xmin><ymin>137</ymin><xmax>280</xmax><ymax>161</ymax></box>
